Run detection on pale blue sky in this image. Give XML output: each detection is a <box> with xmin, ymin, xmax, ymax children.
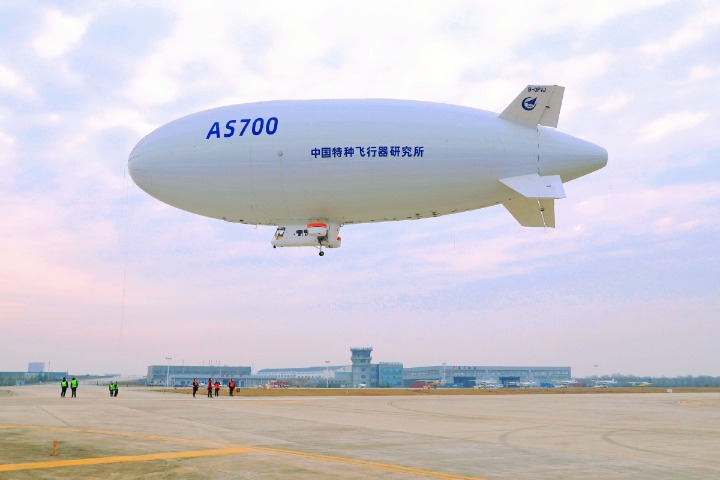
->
<box><xmin>1</xmin><ymin>1</ymin><xmax>718</xmax><ymax>377</ymax></box>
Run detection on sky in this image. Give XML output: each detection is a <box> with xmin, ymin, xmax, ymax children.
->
<box><xmin>1</xmin><ymin>1</ymin><xmax>718</xmax><ymax>378</ymax></box>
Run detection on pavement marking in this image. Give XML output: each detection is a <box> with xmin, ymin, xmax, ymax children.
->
<box><xmin>253</xmin><ymin>446</ymin><xmax>485</xmax><ymax>480</ymax></box>
<box><xmin>235</xmin><ymin>400</ymin><xmax>301</xmax><ymax>405</ymax></box>
<box><xmin>0</xmin><ymin>447</ymin><xmax>254</xmax><ymax>472</ymax></box>
<box><xmin>0</xmin><ymin>424</ymin><xmax>485</xmax><ymax>479</ymax></box>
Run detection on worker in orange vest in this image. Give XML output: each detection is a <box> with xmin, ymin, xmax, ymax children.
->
<box><xmin>214</xmin><ymin>380</ymin><xmax>221</xmax><ymax>397</ymax></box>
<box><xmin>228</xmin><ymin>379</ymin><xmax>235</xmax><ymax>397</ymax></box>
<box><xmin>206</xmin><ymin>378</ymin><xmax>213</xmax><ymax>398</ymax></box>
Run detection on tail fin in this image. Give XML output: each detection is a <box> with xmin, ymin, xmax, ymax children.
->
<box><xmin>500</xmin><ymin>85</ymin><xmax>565</xmax><ymax>128</ymax></box>
<box><xmin>499</xmin><ymin>173</ymin><xmax>566</xmax><ymax>228</ymax></box>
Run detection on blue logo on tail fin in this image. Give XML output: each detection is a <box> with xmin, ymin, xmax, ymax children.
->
<box><xmin>522</xmin><ymin>97</ymin><xmax>537</xmax><ymax>111</ymax></box>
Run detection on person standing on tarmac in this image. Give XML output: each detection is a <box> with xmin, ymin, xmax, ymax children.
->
<box><xmin>70</xmin><ymin>377</ymin><xmax>78</xmax><ymax>398</ymax></box>
<box><xmin>60</xmin><ymin>377</ymin><xmax>68</xmax><ymax>397</ymax></box>
<box><xmin>214</xmin><ymin>380</ymin><xmax>221</xmax><ymax>397</ymax></box>
<box><xmin>192</xmin><ymin>379</ymin><xmax>199</xmax><ymax>398</ymax></box>
<box><xmin>207</xmin><ymin>378</ymin><xmax>213</xmax><ymax>398</ymax></box>
<box><xmin>113</xmin><ymin>382</ymin><xmax>119</xmax><ymax>397</ymax></box>
<box><xmin>109</xmin><ymin>382</ymin><xmax>114</xmax><ymax>397</ymax></box>
<box><xmin>228</xmin><ymin>379</ymin><xmax>235</xmax><ymax>397</ymax></box>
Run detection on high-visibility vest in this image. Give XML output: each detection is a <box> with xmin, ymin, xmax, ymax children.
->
<box><xmin>193</xmin><ymin>381</ymin><xmax>199</xmax><ymax>387</ymax></box>
<box><xmin>71</xmin><ymin>379</ymin><xmax>78</xmax><ymax>388</ymax></box>
<box><xmin>229</xmin><ymin>381</ymin><xmax>235</xmax><ymax>388</ymax></box>
<box><xmin>207</xmin><ymin>381</ymin><xmax>212</xmax><ymax>388</ymax></box>
<box><xmin>61</xmin><ymin>380</ymin><xmax>68</xmax><ymax>387</ymax></box>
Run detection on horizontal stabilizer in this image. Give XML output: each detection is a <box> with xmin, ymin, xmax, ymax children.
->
<box><xmin>499</xmin><ymin>174</ymin><xmax>566</xmax><ymax>199</ymax></box>
<box><xmin>503</xmin><ymin>198</ymin><xmax>555</xmax><ymax>228</ymax></box>
<box><xmin>500</xmin><ymin>85</ymin><xmax>565</xmax><ymax>127</ymax></box>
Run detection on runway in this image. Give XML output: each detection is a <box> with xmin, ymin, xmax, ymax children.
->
<box><xmin>1</xmin><ymin>385</ymin><xmax>719</xmax><ymax>479</ymax></box>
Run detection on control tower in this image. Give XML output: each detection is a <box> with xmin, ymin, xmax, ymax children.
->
<box><xmin>350</xmin><ymin>347</ymin><xmax>373</xmax><ymax>387</ymax></box>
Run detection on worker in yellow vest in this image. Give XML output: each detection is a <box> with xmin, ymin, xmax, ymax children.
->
<box><xmin>60</xmin><ymin>377</ymin><xmax>68</xmax><ymax>397</ymax></box>
<box><xmin>70</xmin><ymin>377</ymin><xmax>78</xmax><ymax>397</ymax></box>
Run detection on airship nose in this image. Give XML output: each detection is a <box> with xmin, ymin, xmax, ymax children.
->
<box><xmin>127</xmin><ymin>122</ymin><xmax>253</xmax><ymax>222</ymax></box>
<box><xmin>539</xmin><ymin>129</ymin><xmax>608</xmax><ymax>182</ymax></box>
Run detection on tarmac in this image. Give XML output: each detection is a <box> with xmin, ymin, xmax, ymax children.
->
<box><xmin>1</xmin><ymin>385</ymin><xmax>719</xmax><ymax>479</ymax></box>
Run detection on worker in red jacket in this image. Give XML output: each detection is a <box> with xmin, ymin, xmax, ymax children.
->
<box><xmin>192</xmin><ymin>379</ymin><xmax>199</xmax><ymax>398</ymax></box>
<box><xmin>207</xmin><ymin>378</ymin><xmax>213</xmax><ymax>398</ymax></box>
<box><xmin>214</xmin><ymin>381</ymin><xmax>221</xmax><ymax>397</ymax></box>
<box><xmin>228</xmin><ymin>379</ymin><xmax>235</xmax><ymax>397</ymax></box>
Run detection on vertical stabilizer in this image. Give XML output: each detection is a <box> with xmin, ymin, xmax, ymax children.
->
<box><xmin>499</xmin><ymin>85</ymin><xmax>565</xmax><ymax>128</ymax></box>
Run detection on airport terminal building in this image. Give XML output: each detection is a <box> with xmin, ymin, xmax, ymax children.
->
<box><xmin>147</xmin><ymin>365</ymin><xmax>252</xmax><ymax>387</ymax></box>
<box><xmin>147</xmin><ymin>348</ymin><xmax>571</xmax><ymax>389</ymax></box>
<box><xmin>403</xmin><ymin>365</ymin><xmax>572</xmax><ymax>387</ymax></box>
<box><xmin>248</xmin><ymin>362</ymin><xmax>569</xmax><ymax>388</ymax></box>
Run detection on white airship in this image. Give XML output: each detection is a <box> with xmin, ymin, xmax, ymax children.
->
<box><xmin>128</xmin><ymin>85</ymin><xmax>607</xmax><ymax>255</ymax></box>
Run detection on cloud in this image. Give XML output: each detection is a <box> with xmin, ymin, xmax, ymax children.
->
<box><xmin>32</xmin><ymin>10</ymin><xmax>90</xmax><ymax>58</ymax></box>
<box><xmin>577</xmin><ymin>177</ymin><xmax>719</xmax><ymax>226</ymax></box>
<box><xmin>0</xmin><ymin>131</ymin><xmax>12</xmax><ymax>145</ymax></box>
<box><xmin>0</xmin><ymin>64</ymin><xmax>22</xmax><ymax>90</ymax></box>
<box><xmin>639</xmin><ymin>3</ymin><xmax>720</xmax><ymax>58</ymax></box>
<box><xmin>675</xmin><ymin>64</ymin><xmax>720</xmax><ymax>84</ymax></box>
<box><xmin>2</xmin><ymin>1</ymin><xmax>720</xmax><ymax>376</ymax></box>
<box><xmin>635</xmin><ymin>110</ymin><xmax>711</xmax><ymax>144</ymax></box>
<box><xmin>596</xmin><ymin>92</ymin><xmax>633</xmax><ymax>114</ymax></box>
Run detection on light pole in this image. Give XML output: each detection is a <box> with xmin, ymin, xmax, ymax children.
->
<box><xmin>166</xmin><ymin>357</ymin><xmax>172</xmax><ymax>387</ymax></box>
<box><xmin>441</xmin><ymin>363</ymin><xmax>446</xmax><ymax>384</ymax></box>
<box><xmin>594</xmin><ymin>364</ymin><xmax>599</xmax><ymax>382</ymax></box>
<box><xmin>325</xmin><ymin>360</ymin><xmax>330</xmax><ymax>388</ymax></box>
